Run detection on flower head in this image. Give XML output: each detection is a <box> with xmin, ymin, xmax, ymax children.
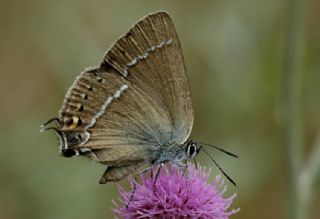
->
<box><xmin>113</xmin><ymin>163</ymin><xmax>239</xmax><ymax>219</ymax></box>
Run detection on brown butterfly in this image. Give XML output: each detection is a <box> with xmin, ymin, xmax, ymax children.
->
<box><xmin>42</xmin><ymin>11</ymin><xmax>237</xmax><ymax>185</ymax></box>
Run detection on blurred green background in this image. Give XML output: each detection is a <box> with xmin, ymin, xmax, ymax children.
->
<box><xmin>1</xmin><ymin>0</ymin><xmax>319</xmax><ymax>218</ymax></box>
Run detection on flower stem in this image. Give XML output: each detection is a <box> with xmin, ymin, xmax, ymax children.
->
<box><xmin>298</xmin><ymin>132</ymin><xmax>320</xmax><ymax>219</ymax></box>
<box><xmin>304</xmin><ymin>133</ymin><xmax>320</xmax><ymax>189</ymax></box>
<box><xmin>280</xmin><ymin>0</ymin><xmax>313</xmax><ymax>219</ymax></box>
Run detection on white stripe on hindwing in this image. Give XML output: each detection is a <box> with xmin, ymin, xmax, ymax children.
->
<box><xmin>85</xmin><ymin>84</ymin><xmax>128</xmax><ymax>129</ymax></box>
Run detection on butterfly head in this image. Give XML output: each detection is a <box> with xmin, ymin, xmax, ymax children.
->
<box><xmin>184</xmin><ymin>140</ymin><xmax>201</xmax><ymax>159</ymax></box>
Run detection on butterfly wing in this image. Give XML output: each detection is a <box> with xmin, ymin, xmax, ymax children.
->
<box><xmin>99</xmin><ymin>162</ymin><xmax>144</xmax><ymax>184</ymax></box>
<box><xmin>50</xmin><ymin>12</ymin><xmax>193</xmax><ymax>168</ymax></box>
<box><xmin>57</xmin><ymin>65</ymin><xmax>172</xmax><ymax>166</ymax></box>
<box><xmin>103</xmin><ymin>11</ymin><xmax>194</xmax><ymax>144</ymax></box>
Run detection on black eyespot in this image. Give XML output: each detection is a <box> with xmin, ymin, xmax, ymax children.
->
<box><xmin>65</xmin><ymin>117</ymin><xmax>73</xmax><ymax>126</ymax></box>
<box><xmin>78</xmin><ymin>104</ymin><xmax>84</xmax><ymax>112</ymax></box>
<box><xmin>77</xmin><ymin>118</ymin><xmax>82</xmax><ymax>126</ymax></box>
<box><xmin>76</xmin><ymin>134</ymin><xmax>83</xmax><ymax>141</ymax></box>
<box><xmin>62</xmin><ymin>149</ymin><xmax>77</xmax><ymax>157</ymax></box>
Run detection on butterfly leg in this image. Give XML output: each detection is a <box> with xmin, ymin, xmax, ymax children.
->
<box><xmin>152</xmin><ymin>162</ymin><xmax>164</xmax><ymax>193</ymax></box>
<box><xmin>193</xmin><ymin>158</ymin><xmax>198</xmax><ymax>170</ymax></box>
<box><xmin>126</xmin><ymin>176</ymin><xmax>137</xmax><ymax>209</ymax></box>
<box><xmin>174</xmin><ymin>160</ymin><xmax>189</xmax><ymax>191</ymax></box>
<box><xmin>179</xmin><ymin>161</ymin><xmax>190</xmax><ymax>192</ymax></box>
<box><xmin>126</xmin><ymin>164</ymin><xmax>155</xmax><ymax>209</ymax></box>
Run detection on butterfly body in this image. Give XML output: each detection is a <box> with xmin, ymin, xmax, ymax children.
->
<box><xmin>43</xmin><ymin>12</ymin><xmax>236</xmax><ymax>185</ymax></box>
<box><xmin>42</xmin><ymin>12</ymin><xmax>197</xmax><ymax>183</ymax></box>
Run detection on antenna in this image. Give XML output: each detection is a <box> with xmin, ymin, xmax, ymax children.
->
<box><xmin>196</xmin><ymin>142</ymin><xmax>238</xmax><ymax>158</ymax></box>
<box><xmin>201</xmin><ymin>148</ymin><xmax>236</xmax><ymax>186</ymax></box>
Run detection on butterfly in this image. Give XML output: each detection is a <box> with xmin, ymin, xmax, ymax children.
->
<box><xmin>42</xmin><ymin>11</ymin><xmax>237</xmax><ymax>185</ymax></box>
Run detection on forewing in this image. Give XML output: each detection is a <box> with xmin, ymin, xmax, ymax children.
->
<box><xmin>103</xmin><ymin>11</ymin><xmax>194</xmax><ymax>144</ymax></box>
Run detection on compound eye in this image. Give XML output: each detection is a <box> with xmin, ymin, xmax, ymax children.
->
<box><xmin>187</xmin><ymin>144</ymin><xmax>197</xmax><ymax>158</ymax></box>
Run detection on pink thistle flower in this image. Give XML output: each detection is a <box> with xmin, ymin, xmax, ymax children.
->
<box><xmin>113</xmin><ymin>164</ymin><xmax>239</xmax><ymax>219</ymax></box>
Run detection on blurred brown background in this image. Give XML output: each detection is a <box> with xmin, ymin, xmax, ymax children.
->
<box><xmin>1</xmin><ymin>0</ymin><xmax>319</xmax><ymax>218</ymax></box>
